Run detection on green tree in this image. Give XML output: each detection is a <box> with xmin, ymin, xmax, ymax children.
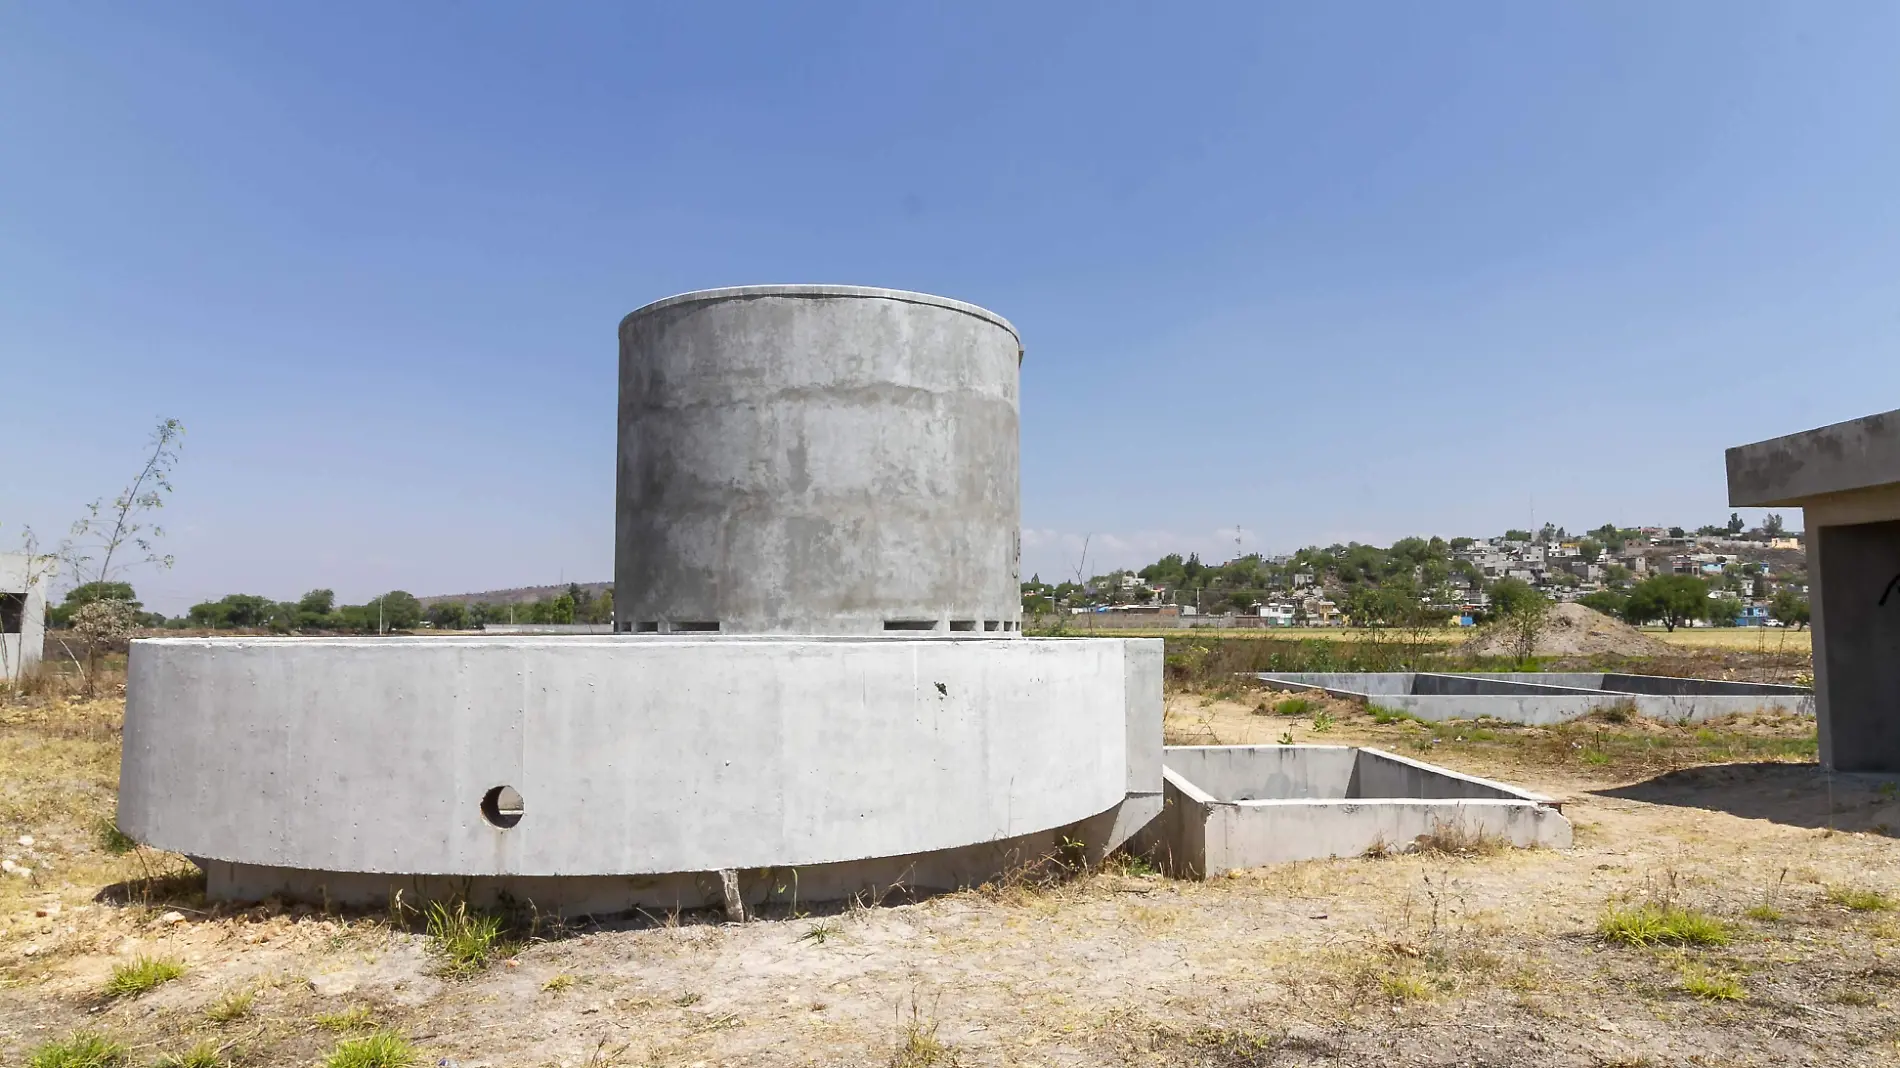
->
<box><xmin>1770</xmin><ymin>589</ymin><xmax>1810</xmax><ymax>630</ymax></box>
<box><xmin>376</xmin><ymin>591</ymin><xmax>423</xmax><ymax>630</ymax></box>
<box><xmin>1486</xmin><ymin>577</ymin><xmax>1542</xmax><ymax>620</ymax></box>
<box><xmin>1577</xmin><ymin>539</ymin><xmax>1603</xmax><ymax>564</ymax></box>
<box><xmin>1577</xmin><ymin>589</ymin><xmax>1628</xmax><ymax>618</ymax></box>
<box><xmin>1727</xmin><ymin>512</ymin><xmax>1745</xmax><ymax>535</ymax></box>
<box><xmin>426</xmin><ymin>601</ymin><xmax>470</xmax><ymax>629</ymax></box>
<box><xmin>1763</xmin><ymin>513</ymin><xmax>1785</xmax><ymax>536</ymax></box>
<box><xmin>1504</xmin><ymin>529</ymin><xmax>1531</xmax><ymax>542</ymax></box>
<box><xmin>1623</xmin><ymin>575</ymin><xmax>1708</xmax><ymax>632</ymax></box>
<box><xmin>1706</xmin><ymin>595</ymin><xmax>1743</xmax><ymax>627</ymax></box>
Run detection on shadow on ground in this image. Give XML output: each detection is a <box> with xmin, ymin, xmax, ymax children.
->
<box><xmin>1595</xmin><ymin>761</ymin><xmax>1900</xmax><ymax>834</ymax></box>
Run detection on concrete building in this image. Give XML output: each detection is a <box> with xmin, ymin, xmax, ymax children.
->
<box><xmin>1728</xmin><ymin>408</ymin><xmax>1900</xmax><ymax>771</ymax></box>
<box><xmin>122</xmin><ymin>287</ymin><xmax>1163</xmax><ymax>914</ymax></box>
<box><xmin>0</xmin><ymin>553</ymin><xmax>50</xmax><ymax>682</ymax></box>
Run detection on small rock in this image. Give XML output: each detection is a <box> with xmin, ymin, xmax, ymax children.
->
<box><xmin>157</xmin><ymin>911</ymin><xmax>186</xmax><ymax>926</ymax></box>
<box><xmin>309</xmin><ymin>972</ymin><xmax>360</xmax><ymax>996</ymax></box>
<box><xmin>17</xmin><ymin>835</ymin><xmax>33</xmax><ymax>847</ymax></box>
<box><xmin>22</xmin><ymin>945</ymin><xmax>39</xmax><ymax>956</ymax></box>
<box><xmin>10</xmin><ymin>867</ymin><xmax>31</xmax><ymax>879</ymax></box>
<box><xmin>1</xmin><ymin>860</ymin><xmax>15</xmax><ymax>873</ymax></box>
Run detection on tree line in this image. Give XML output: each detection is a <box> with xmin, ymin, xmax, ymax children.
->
<box><xmin>42</xmin><ymin>582</ymin><xmax>616</xmax><ymax>633</ymax></box>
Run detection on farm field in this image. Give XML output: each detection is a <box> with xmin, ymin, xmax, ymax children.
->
<box><xmin>4</xmin><ymin>642</ymin><xmax>1892</xmax><ymax>1067</ymax></box>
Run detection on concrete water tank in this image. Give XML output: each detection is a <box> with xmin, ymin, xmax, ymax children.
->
<box><xmin>616</xmin><ymin>285</ymin><xmax>1023</xmax><ymax>635</ymax></box>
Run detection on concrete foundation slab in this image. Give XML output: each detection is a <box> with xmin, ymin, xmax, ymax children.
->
<box><xmin>1257</xmin><ymin>672</ymin><xmax>1812</xmax><ymax>725</ymax></box>
<box><xmin>1136</xmin><ymin>745</ymin><xmax>1571</xmax><ymax>877</ymax></box>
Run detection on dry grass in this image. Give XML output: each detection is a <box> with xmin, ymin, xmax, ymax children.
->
<box><xmin>1597</xmin><ymin>904</ymin><xmax>1732</xmax><ymax>948</ymax></box>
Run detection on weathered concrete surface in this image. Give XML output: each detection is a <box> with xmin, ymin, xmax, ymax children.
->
<box><xmin>122</xmin><ymin>635</ymin><xmax>1161</xmax><ymax>894</ymax></box>
<box><xmin>1728</xmin><ymin>410</ymin><xmax>1900</xmax><ymax>771</ymax></box>
<box><xmin>1139</xmin><ymin>745</ymin><xmax>1569</xmax><ymax>877</ymax></box>
<box><xmin>617</xmin><ymin>286</ymin><xmax>1025</xmax><ymax>636</ymax></box>
<box><xmin>0</xmin><ymin>553</ymin><xmax>49</xmax><ymax>682</ymax></box>
<box><xmin>1727</xmin><ymin>408</ymin><xmax>1900</xmax><ymax>506</ymax></box>
<box><xmin>1257</xmin><ymin>672</ymin><xmax>1812</xmax><ymax>725</ymax></box>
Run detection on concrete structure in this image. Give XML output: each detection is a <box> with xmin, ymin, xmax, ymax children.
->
<box><xmin>1257</xmin><ymin>672</ymin><xmax>1812</xmax><ymax>725</ymax></box>
<box><xmin>124</xmin><ymin>634</ymin><xmax>1160</xmax><ymax>909</ymax></box>
<box><xmin>1136</xmin><ymin>745</ymin><xmax>1570</xmax><ymax>877</ymax></box>
<box><xmin>0</xmin><ymin>553</ymin><xmax>50</xmax><ymax>682</ymax></box>
<box><xmin>617</xmin><ymin>286</ymin><xmax>1024</xmax><ymax>636</ymax></box>
<box><xmin>122</xmin><ymin>286</ymin><xmax>1165</xmax><ymax>913</ymax></box>
<box><xmin>1729</xmin><ymin>408</ymin><xmax>1900</xmax><ymax>771</ymax></box>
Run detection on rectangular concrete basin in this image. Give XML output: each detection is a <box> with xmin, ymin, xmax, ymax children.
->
<box><xmin>1138</xmin><ymin>744</ymin><xmax>1571</xmax><ymax>877</ymax></box>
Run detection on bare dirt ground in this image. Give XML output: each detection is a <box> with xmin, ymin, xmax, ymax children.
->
<box><xmin>4</xmin><ymin>661</ymin><xmax>1898</xmax><ymax>1067</ymax></box>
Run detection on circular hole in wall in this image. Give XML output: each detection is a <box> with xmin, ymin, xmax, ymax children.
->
<box><xmin>481</xmin><ymin>785</ymin><xmax>525</xmax><ymax>828</ymax></box>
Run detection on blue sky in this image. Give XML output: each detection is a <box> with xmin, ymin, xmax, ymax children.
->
<box><xmin>3</xmin><ymin>3</ymin><xmax>1897</xmax><ymax>613</ymax></box>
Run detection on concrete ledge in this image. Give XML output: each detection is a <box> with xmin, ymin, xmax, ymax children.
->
<box><xmin>1727</xmin><ymin>408</ymin><xmax>1900</xmax><ymax>506</ymax></box>
<box><xmin>122</xmin><ymin>636</ymin><xmax>1161</xmax><ymax>883</ymax></box>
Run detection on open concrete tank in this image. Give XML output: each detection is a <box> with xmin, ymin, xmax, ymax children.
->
<box><xmin>118</xmin><ymin>284</ymin><xmax>1164</xmax><ymax>916</ymax></box>
<box><xmin>616</xmin><ymin>285</ymin><xmax>1024</xmax><ymax>635</ymax></box>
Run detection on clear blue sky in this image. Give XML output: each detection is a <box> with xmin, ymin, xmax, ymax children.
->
<box><xmin>4</xmin><ymin>3</ymin><xmax>1897</xmax><ymax>613</ymax></box>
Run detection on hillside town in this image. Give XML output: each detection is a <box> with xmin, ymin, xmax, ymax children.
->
<box><xmin>1025</xmin><ymin>515</ymin><xmax>1811</xmax><ymax>629</ymax></box>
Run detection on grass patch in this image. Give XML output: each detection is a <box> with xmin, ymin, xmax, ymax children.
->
<box><xmin>203</xmin><ymin>990</ymin><xmax>254</xmax><ymax>1022</ymax></box>
<box><xmin>1380</xmin><ymin>971</ymin><xmax>1434</xmax><ymax>1001</ymax></box>
<box><xmin>1413</xmin><ymin>821</ymin><xmax>1504</xmax><ymax>857</ymax></box>
<box><xmin>93</xmin><ymin>814</ymin><xmax>138</xmax><ymax>854</ymax></box>
<box><xmin>1311</xmin><ymin>710</ymin><xmax>1336</xmax><ymax>733</ymax></box>
<box><xmin>1273</xmin><ymin>696</ymin><xmax>1315</xmax><ymax>717</ymax></box>
<box><xmin>541</xmin><ymin>973</ymin><xmax>576</xmax><ymax>993</ymax></box>
<box><xmin>798</xmin><ymin>920</ymin><xmax>842</xmax><ymax>945</ymax></box>
<box><xmin>1743</xmin><ymin>903</ymin><xmax>1784</xmax><ymax>923</ymax></box>
<box><xmin>1826</xmin><ymin>885</ymin><xmax>1895</xmax><ymax>912</ymax></box>
<box><xmin>153</xmin><ymin>1042</ymin><xmax>228</xmax><ymax>1068</ymax></box>
<box><xmin>314</xmin><ymin>1005</ymin><xmax>376</xmax><ymax>1031</ymax></box>
<box><xmin>1598</xmin><ymin>904</ymin><xmax>1732</xmax><ymax>948</ymax></box>
<box><xmin>1678</xmin><ymin>963</ymin><xmax>1746</xmax><ymax>1001</ymax></box>
<box><xmin>425</xmin><ymin>900</ymin><xmax>511</xmax><ymax>977</ymax></box>
<box><xmin>26</xmin><ymin>1033</ymin><xmax>127</xmax><ymax>1068</ymax></box>
<box><xmin>1369</xmin><ymin>704</ymin><xmax>1417</xmax><ymax>724</ymax></box>
<box><xmin>323</xmin><ymin>1031</ymin><xmax>417</xmax><ymax>1068</ymax></box>
<box><xmin>103</xmin><ymin>956</ymin><xmax>186</xmax><ymax>999</ymax></box>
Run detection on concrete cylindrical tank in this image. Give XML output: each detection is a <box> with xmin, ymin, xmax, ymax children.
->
<box><xmin>616</xmin><ymin>285</ymin><xmax>1023</xmax><ymax>636</ymax></box>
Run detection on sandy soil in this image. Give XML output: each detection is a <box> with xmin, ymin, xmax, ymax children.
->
<box><xmin>3</xmin><ymin>686</ymin><xmax>1897</xmax><ymax>1067</ymax></box>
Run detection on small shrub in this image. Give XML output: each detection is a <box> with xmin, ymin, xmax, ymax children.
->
<box><xmin>1414</xmin><ymin>822</ymin><xmax>1503</xmax><ymax>857</ymax></box>
<box><xmin>323</xmin><ymin>1031</ymin><xmax>417</xmax><ymax>1068</ymax></box>
<box><xmin>103</xmin><ymin>956</ymin><xmax>186</xmax><ymax>999</ymax></box>
<box><xmin>204</xmin><ymin>990</ymin><xmax>254</xmax><ymax>1023</ymax></box>
<box><xmin>1678</xmin><ymin>963</ymin><xmax>1746</xmax><ymax>1001</ymax></box>
<box><xmin>541</xmin><ymin>974</ymin><xmax>576</xmax><ymax>993</ymax></box>
<box><xmin>153</xmin><ymin>1042</ymin><xmax>227</xmax><ymax>1068</ymax></box>
<box><xmin>1380</xmin><ymin>972</ymin><xmax>1433</xmax><ymax>1001</ymax></box>
<box><xmin>426</xmin><ymin>901</ymin><xmax>510</xmax><ymax>976</ymax></box>
<box><xmin>1598</xmin><ymin>904</ymin><xmax>1731</xmax><ymax>948</ymax></box>
<box><xmin>1580</xmin><ymin>749</ymin><xmax>1613</xmax><ymax>766</ymax></box>
<box><xmin>1826</xmin><ymin>886</ymin><xmax>1895</xmax><ymax>912</ymax></box>
<box><xmin>799</xmin><ymin>921</ymin><xmax>842</xmax><ymax>945</ymax></box>
<box><xmin>1598</xmin><ymin>702</ymin><xmax>1636</xmax><ymax>725</ymax></box>
<box><xmin>93</xmin><ymin>815</ymin><xmax>138</xmax><ymax>855</ymax></box>
<box><xmin>1311</xmin><ymin>710</ymin><xmax>1335</xmax><ymax>733</ymax></box>
<box><xmin>1276</xmin><ymin>731</ymin><xmax>1295</xmax><ymax>745</ymax></box>
<box><xmin>1743</xmin><ymin>904</ymin><xmax>1783</xmax><ymax>923</ymax></box>
<box><xmin>1369</xmin><ymin>705</ymin><xmax>1415</xmax><ymax>725</ymax></box>
<box><xmin>1274</xmin><ymin>696</ymin><xmax>1314</xmax><ymax>717</ymax></box>
<box><xmin>314</xmin><ymin>1006</ymin><xmax>376</xmax><ymax>1031</ymax></box>
<box><xmin>27</xmin><ymin>1033</ymin><xmax>127</xmax><ymax>1068</ymax></box>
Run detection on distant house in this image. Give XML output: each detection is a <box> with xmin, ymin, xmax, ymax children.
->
<box><xmin>1768</xmin><ymin>536</ymin><xmax>1802</xmax><ymax>551</ymax></box>
<box><xmin>1256</xmin><ymin>602</ymin><xmax>1296</xmax><ymax>627</ymax></box>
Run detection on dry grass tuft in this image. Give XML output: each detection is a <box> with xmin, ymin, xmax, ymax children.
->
<box><xmin>322</xmin><ymin>1030</ymin><xmax>417</xmax><ymax>1068</ymax></box>
<box><xmin>1598</xmin><ymin>904</ymin><xmax>1731</xmax><ymax>948</ymax></box>
<box><xmin>26</xmin><ymin>1033</ymin><xmax>127</xmax><ymax>1068</ymax></box>
<box><xmin>103</xmin><ymin>955</ymin><xmax>186</xmax><ymax>999</ymax></box>
<box><xmin>1678</xmin><ymin>962</ymin><xmax>1747</xmax><ymax>1001</ymax></box>
<box><xmin>1825</xmin><ymin>885</ymin><xmax>1894</xmax><ymax>912</ymax></box>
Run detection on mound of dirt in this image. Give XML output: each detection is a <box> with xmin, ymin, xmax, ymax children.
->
<box><xmin>1461</xmin><ymin>601</ymin><xmax>1677</xmax><ymax>658</ymax></box>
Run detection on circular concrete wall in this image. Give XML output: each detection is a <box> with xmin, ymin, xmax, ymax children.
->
<box><xmin>120</xmin><ymin>636</ymin><xmax>1142</xmax><ymax>878</ymax></box>
<box><xmin>616</xmin><ymin>285</ymin><xmax>1023</xmax><ymax>636</ymax></box>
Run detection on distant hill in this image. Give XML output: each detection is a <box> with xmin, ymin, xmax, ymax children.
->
<box><xmin>418</xmin><ymin>582</ymin><xmax>610</xmax><ymax>608</ymax></box>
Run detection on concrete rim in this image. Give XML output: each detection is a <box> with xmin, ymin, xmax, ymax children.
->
<box><xmin>620</xmin><ymin>285</ymin><xmax>1023</xmax><ymax>354</ymax></box>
